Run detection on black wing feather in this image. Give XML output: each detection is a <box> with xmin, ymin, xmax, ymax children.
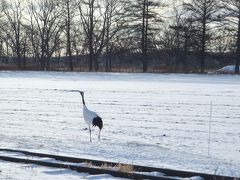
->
<box><xmin>92</xmin><ymin>116</ymin><xmax>103</xmax><ymax>130</ymax></box>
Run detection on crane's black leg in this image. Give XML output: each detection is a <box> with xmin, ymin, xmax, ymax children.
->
<box><xmin>98</xmin><ymin>130</ymin><xmax>101</xmax><ymax>141</ymax></box>
<box><xmin>89</xmin><ymin>125</ymin><xmax>92</xmax><ymax>142</ymax></box>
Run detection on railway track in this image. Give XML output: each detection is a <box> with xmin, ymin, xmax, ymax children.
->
<box><xmin>0</xmin><ymin>148</ymin><xmax>237</xmax><ymax>180</ymax></box>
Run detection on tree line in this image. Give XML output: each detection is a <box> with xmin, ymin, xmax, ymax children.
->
<box><xmin>0</xmin><ymin>0</ymin><xmax>239</xmax><ymax>73</ymax></box>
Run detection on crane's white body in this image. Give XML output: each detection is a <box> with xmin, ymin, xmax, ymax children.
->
<box><xmin>83</xmin><ymin>105</ymin><xmax>98</xmax><ymax>125</ymax></box>
<box><xmin>79</xmin><ymin>91</ymin><xmax>103</xmax><ymax>142</ymax></box>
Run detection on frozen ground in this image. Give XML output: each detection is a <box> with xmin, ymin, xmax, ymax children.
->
<box><xmin>0</xmin><ymin>71</ymin><xmax>240</xmax><ymax>178</ymax></box>
<box><xmin>0</xmin><ymin>160</ymin><xmax>122</xmax><ymax>180</ymax></box>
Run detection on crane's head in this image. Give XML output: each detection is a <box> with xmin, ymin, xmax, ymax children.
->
<box><xmin>78</xmin><ymin>91</ymin><xmax>85</xmax><ymax>105</ymax></box>
<box><xmin>78</xmin><ymin>91</ymin><xmax>84</xmax><ymax>96</ymax></box>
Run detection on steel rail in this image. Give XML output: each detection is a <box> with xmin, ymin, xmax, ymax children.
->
<box><xmin>0</xmin><ymin>148</ymin><xmax>237</xmax><ymax>180</ymax></box>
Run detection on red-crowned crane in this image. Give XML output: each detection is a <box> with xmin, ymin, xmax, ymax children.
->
<box><xmin>79</xmin><ymin>91</ymin><xmax>103</xmax><ymax>142</ymax></box>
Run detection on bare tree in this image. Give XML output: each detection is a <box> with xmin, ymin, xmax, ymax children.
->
<box><xmin>61</xmin><ymin>0</ymin><xmax>76</xmax><ymax>71</ymax></box>
<box><xmin>77</xmin><ymin>0</ymin><xmax>96</xmax><ymax>71</ymax></box>
<box><xmin>123</xmin><ymin>0</ymin><xmax>163</xmax><ymax>72</ymax></box>
<box><xmin>221</xmin><ymin>0</ymin><xmax>240</xmax><ymax>73</ymax></box>
<box><xmin>77</xmin><ymin>0</ymin><xmax>126</xmax><ymax>71</ymax></box>
<box><xmin>184</xmin><ymin>0</ymin><xmax>220</xmax><ymax>73</ymax></box>
<box><xmin>0</xmin><ymin>0</ymin><xmax>25</xmax><ymax>69</ymax></box>
<box><xmin>27</xmin><ymin>0</ymin><xmax>65</xmax><ymax>70</ymax></box>
<box><xmin>103</xmin><ymin>0</ymin><xmax>129</xmax><ymax>71</ymax></box>
<box><xmin>164</xmin><ymin>6</ymin><xmax>200</xmax><ymax>71</ymax></box>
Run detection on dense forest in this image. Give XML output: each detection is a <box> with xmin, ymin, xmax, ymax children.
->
<box><xmin>0</xmin><ymin>0</ymin><xmax>239</xmax><ymax>73</ymax></box>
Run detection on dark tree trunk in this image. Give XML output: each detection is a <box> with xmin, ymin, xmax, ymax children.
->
<box><xmin>182</xmin><ymin>32</ymin><xmax>189</xmax><ymax>72</ymax></box>
<box><xmin>89</xmin><ymin>52</ymin><xmax>93</xmax><ymax>71</ymax></box>
<box><xmin>23</xmin><ymin>53</ymin><xmax>26</xmax><ymax>69</ymax></box>
<box><xmin>109</xmin><ymin>52</ymin><xmax>112</xmax><ymax>71</ymax></box>
<box><xmin>66</xmin><ymin>0</ymin><xmax>73</xmax><ymax>71</ymax></box>
<box><xmin>143</xmin><ymin>1</ymin><xmax>149</xmax><ymax>73</ymax></box>
<box><xmin>40</xmin><ymin>57</ymin><xmax>45</xmax><ymax>71</ymax></box>
<box><xmin>16</xmin><ymin>26</ymin><xmax>21</xmax><ymax>69</ymax></box>
<box><xmin>236</xmin><ymin>14</ymin><xmax>240</xmax><ymax>73</ymax></box>
<box><xmin>17</xmin><ymin>54</ymin><xmax>21</xmax><ymax>69</ymax></box>
<box><xmin>94</xmin><ymin>56</ymin><xmax>99</xmax><ymax>71</ymax></box>
<box><xmin>46</xmin><ymin>38</ymin><xmax>50</xmax><ymax>71</ymax></box>
<box><xmin>88</xmin><ymin>0</ymin><xmax>94</xmax><ymax>71</ymax></box>
<box><xmin>200</xmin><ymin>15</ymin><xmax>206</xmax><ymax>73</ymax></box>
<box><xmin>105</xmin><ymin>46</ymin><xmax>110</xmax><ymax>72</ymax></box>
<box><xmin>142</xmin><ymin>0</ymin><xmax>148</xmax><ymax>73</ymax></box>
<box><xmin>105</xmin><ymin>44</ymin><xmax>113</xmax><ymax>72</ymax></box>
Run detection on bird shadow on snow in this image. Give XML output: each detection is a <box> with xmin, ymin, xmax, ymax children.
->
<box><xmin>125</xmin><ymin>140</ymin><xmax>170</xmax><ymax>150</ymax></box>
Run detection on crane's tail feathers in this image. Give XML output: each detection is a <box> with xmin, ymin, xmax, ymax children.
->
<box><xmin>92</xmin><ymin>116</ymin><xmax>103</xmax><ymax>130</ymax></box>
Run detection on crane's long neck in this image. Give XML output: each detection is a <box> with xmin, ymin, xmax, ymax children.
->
<box><xmin>81</xmin><ymin>94</ymin><xmax>85</xmax><ymax>105</ymax></box>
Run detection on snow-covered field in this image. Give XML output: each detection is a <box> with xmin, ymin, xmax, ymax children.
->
<box><xmin>0</xmin><ymin>71</ymin><xmax>240</xmax><ymax>178</ymax></box>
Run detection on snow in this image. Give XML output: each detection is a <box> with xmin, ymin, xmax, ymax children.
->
<box><xmin>0</xmin><ymin>71</ymin><xmax>240</xmax><ymax>178</ymax></box>
<box><xmin>0</xmin><ymin>160</ymin><xmax>123</xmax><ymax>180</ymax></box>
<box><xmin>216</xmin><ymin>65</ymin><xmax>239</xmax><ymax>73</ymax></box>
